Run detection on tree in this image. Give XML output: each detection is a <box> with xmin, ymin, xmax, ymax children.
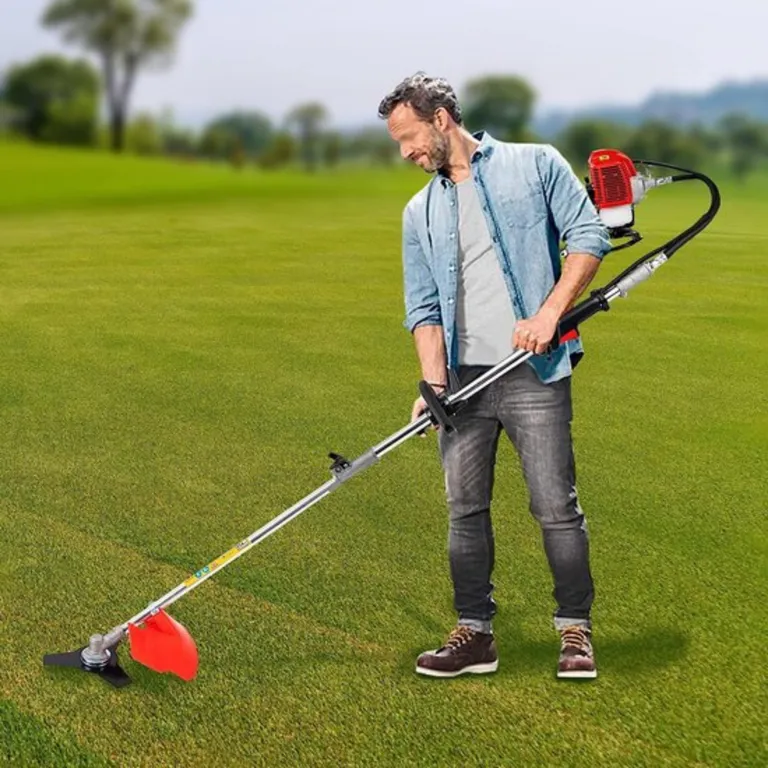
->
<box><xmin>257</xmin><ymin>131</ymin><xmax>297</xmax><ymax>170</ymax></box>
<box><xmin>197</xmin><ymin>124</ymin><xmax>236</xmax><ymax>160</ymax></box>
<box><xmin>556</xmin><ymin>119</ymin><xmax>631</xmax><ymax>173</ymax></box>
<box><xmin>0</xmin><ymin>102</ymin><xmax>20</xmax><ymax>137</ymax></box>
<box><xmin>461</xmin><ymin>75</ymin><xmax>536</xmax><ymax>142</ymax></box>
<box><xmin>321</xmin><ymin>130</ymin><xmax>342</xmax><ymax>167</ymax></box>
<box><xmin>719</xmin><ymin>113</ymin><xmax>767</xmax><ymax>181</ymax></box>
<box><xmin>161</xmin><ymin>125</ymin><xmax>196</xmax><ymax>156</ymax></box>
<box><xmin>3</xmin><ymin>54</ymin><xmax>99</xmax><ymax>145</ymax></box>
<box><xmin>42</xmin><ymin>0</ymin><xmax>193</xmax><ymax>153</ymax></box>
<box><xmin>285</xmin><ymin>101</ymin><xmax>328</xmax><ymax>171</ymax></box>
<box><xmin>346</xmin><ymin>127</ymin><xmax>398</xmax><ymax>166</ymax></box>
<box><xmin>156</xmin><ymin>107</ymin><xmax>197</xmax><ymax>156</ymax></box>
<box><xmin>687</xmin><ymin>122</ymin><xmax>723</xmax><ymax>155</ymax></box>
<box><xmin>624</xmin><ymin>120</ymin><xmax>703</xmax><ymax>169</ymax></box>
<box><xmin>126</xmin><ymin>111</ymin><xmax>161</xmax><ymax>154</ymax></box>
<box><xmin>202</xmin><ymin>110</ymin><xmax>273</xmax><ymax>158</ymax></box>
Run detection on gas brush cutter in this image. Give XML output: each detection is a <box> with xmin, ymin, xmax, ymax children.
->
<box><xmin>43</xmin><ymin>149</ymin><xmax>720</xmax><ymax>687</ymax></box>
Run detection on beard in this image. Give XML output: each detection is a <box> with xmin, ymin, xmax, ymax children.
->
<box><xmin>420</xmin><ymin>128</ymin><xmax>451</xmax><ymax>173</ymax></box>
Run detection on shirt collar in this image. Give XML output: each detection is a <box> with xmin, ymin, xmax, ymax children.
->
<box><xmin>435</xmin><ymin>130</ymin><xmax>496</xmax><ymax>187</ymax></box>
<box><xmin>471</xmin><ymin>130</ymin><xmax>496</xmax><ymax>160</ymax></box>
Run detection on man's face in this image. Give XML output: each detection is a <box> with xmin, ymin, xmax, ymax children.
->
<box><xmin>387</xmin><ymin>103</ymin><xmax>450</xmax><ymax>173</ymax></box>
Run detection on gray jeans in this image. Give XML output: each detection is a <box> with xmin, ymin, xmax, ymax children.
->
<box><xmin>437</xmin><ymin>363</ymin><xmax>594</xmax><ymax>634</ymax></box>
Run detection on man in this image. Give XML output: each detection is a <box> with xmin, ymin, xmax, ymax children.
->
<box><xmin>377</xmin><ymin>72</ymin><xmax>612</xmax><ymax>679</ymax></box>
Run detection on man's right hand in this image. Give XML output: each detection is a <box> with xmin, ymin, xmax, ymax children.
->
<box><xmin>411</xmin><ymin>384</ymin><xmax>447</xmax><ymax>435</ymax></box>
<box><xmin>411</xmin><ymin>395</ymin><xmax>429</xmax><ymax>424</ymax></box>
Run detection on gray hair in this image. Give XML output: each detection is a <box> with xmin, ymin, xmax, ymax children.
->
<box><xmin>377</xmin><ymin>71</ymin><xmax>462</xmax><ymax>124</ymax></box>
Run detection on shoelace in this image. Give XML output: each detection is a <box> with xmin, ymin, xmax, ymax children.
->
<box><xmin>445</xmin><ymin>626</ymin><xmax>476</xmax><ymax>650</ymax></box>
<box><xmin>560</xmin><ymin>626</ymin><xmax>592</xmax><ymax>656</ymax></box>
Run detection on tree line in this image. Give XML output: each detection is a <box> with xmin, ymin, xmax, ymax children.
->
<box><xmin>0</xmin><ymin>51</ymin><xmax>401</xmax><ymax>169</ymax></box>
<box><xmin>1</xmin><ymin>1</ymin><xmax>767</xmax><ymax>178</ymax></box>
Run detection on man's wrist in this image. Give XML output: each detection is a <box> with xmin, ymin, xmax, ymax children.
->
<box><xmin>537</xmin><ymin>303</ymin><xmax>564</xmax><ymax>323</ymax></box>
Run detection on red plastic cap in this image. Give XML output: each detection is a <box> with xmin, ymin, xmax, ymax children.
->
<box><xmin>128</xmin><ymin>609</ymin><xmax>199</xmax><ymax>682</ymax></box>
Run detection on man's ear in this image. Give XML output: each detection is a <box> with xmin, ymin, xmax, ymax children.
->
<box><xmin>433</xmin><ymin>107</ymin><xmax>450</xmax><ymax>132</ymax></box>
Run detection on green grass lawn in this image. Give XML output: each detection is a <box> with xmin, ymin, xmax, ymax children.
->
<box><xmin>0</xmin><ymin>141</ymin><xmax>765</xmax><ymax>766</ymax></box>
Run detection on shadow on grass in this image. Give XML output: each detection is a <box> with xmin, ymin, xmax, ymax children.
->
<box><xmin>495</xmin><ymin>623</ymin><xmax>690</xmax><ymax>679</ymax></box>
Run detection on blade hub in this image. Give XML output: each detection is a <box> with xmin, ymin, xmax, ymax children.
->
<box><xmin>80</xmin><ymin>634</ymin><xmax>111</xmax><ymax>670</ymax></box>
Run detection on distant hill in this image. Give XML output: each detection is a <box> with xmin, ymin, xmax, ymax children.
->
<box><xmin>533</xmin><ymin>78</ymin><xmax>768</xmax><ymax>139</ymax></box>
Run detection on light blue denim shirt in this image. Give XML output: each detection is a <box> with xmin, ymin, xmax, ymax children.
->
<box><xmin>401</xmin><ymin>131</ymin><xmax>612</xmax><ymax>384</ymax></box>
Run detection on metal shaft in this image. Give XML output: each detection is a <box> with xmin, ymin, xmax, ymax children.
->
<box><xmin>102</xmin><ymin>252</ymin><xmax>666</xmax><ymax>645</ymax></box>
<box><xmin>109</xmin><ymin>358</ymin><xmax>534</xmax><ymax>638</ymax></box>
<box><xmin>113</xmin><ymin>415</ymin><xmax>436</xmax><ymax>636</ymax></box>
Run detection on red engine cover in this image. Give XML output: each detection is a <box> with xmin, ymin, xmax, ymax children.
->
<box><xmin>588</xmin><ymin>149</ymin><xmax>637</xmax><ymax>210</ymax></box>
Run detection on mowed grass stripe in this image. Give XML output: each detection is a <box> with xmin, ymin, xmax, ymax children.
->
<box><xmin>0</xmin><ymin>141</ymin><xmax>413</xmax><ymax>217</ymax></box>
<box><xmin>0</xmin><ymin>699</ymin><xmax>111</xmax><ymax>767</ymax></box>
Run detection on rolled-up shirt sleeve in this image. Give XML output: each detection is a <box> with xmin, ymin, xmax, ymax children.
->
<box><xmin>402</xmin><ymin>204</ymin><xmax>442</xmax><ymax>332</ymax></box>
<box><xmin>536</xmin><ymin>144</ymin><xmax>612</xmax><ymax>259</ymax></box>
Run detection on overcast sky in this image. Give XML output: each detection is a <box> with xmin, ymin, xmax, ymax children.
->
<box><xmin>1</xmin><ymin>0</ymin><xmax>764</xmax><ymax>128</ymax></box>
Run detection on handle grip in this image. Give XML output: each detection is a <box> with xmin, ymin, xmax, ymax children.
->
<box><xmin>418</xmin><ymin>381</ymin><xmax>456</xmax><ymax>433</ymax></box>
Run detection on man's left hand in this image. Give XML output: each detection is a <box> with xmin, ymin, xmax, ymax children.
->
<box><xmin>513</xmin><ymin>309</ymin><xmax>560</xmax><ymax>355</ymax></box>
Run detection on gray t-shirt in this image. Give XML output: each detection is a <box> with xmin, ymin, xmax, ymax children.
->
<box><xmin>455</xmin><ymin>177</ymin><xmax>517</xmax><ymax>366</ymax></box>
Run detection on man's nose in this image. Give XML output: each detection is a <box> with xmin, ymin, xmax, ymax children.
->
<box><xmin>401</xmin><ymin>144</ymin><xmax>411</xmax><ymax>160</ymax></box>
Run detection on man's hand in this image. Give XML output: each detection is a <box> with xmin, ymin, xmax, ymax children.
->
<box><xmin>411</xmin><ymin>383</ymin><xmax>446</xmax><ymax>436</ymax></box>
<box><xmin>411</xmin><ymin>394</ymin><xmax>429</xmax><ymax>423</ymax></box>
<box><xmin>512</xmin><ymin>308</ymin><xmax>560</xmax><ymax>355</ymax></box>
<box><xmin>513</xmin><ymin>253</ymin><xmax>602</xmax><ymax>356</ymax></box>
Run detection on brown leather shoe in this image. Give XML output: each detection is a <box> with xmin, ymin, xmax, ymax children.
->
<box><xmin>416</xmin><ymin>625</ymin><xmax>498</xmax><ymax>678</ymax></box>
<box><xmin>557</xmin><ymin>625</ymin><xmax>597</xmax><ymax>679</ymax></box>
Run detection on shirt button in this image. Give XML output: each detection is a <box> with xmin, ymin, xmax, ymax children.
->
<box><xmin>449</xmin><ymin>233</ymin><xmax>456</xmax><ymax>239</ymax></box>
<box><xmin>448</xmin><ymin>298</ymin><xmax>454</xmax><ymax>304</ymax></box>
